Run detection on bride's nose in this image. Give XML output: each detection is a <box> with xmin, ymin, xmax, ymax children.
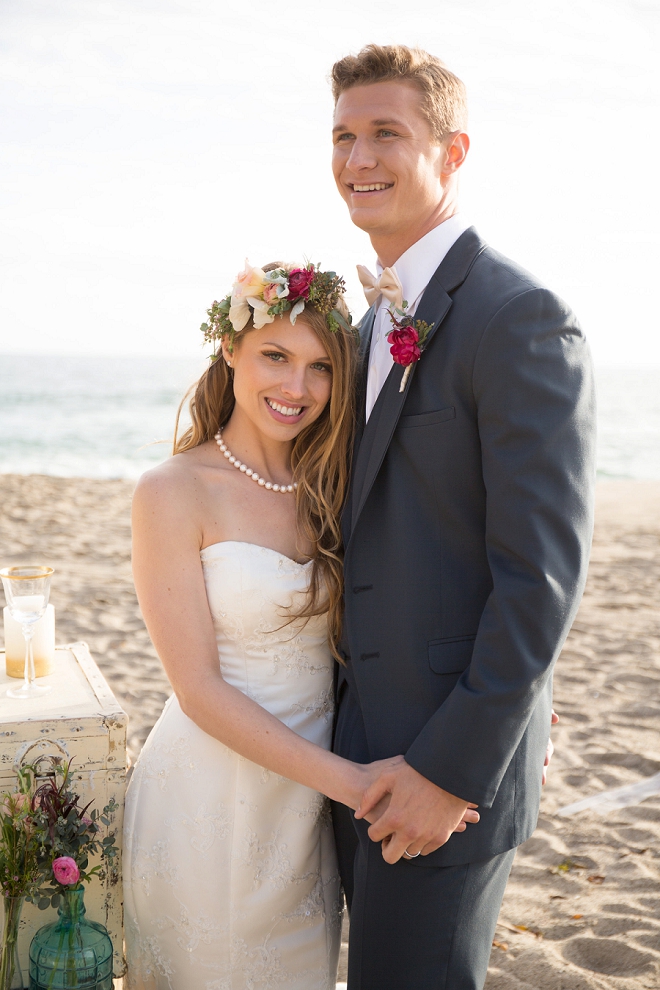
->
<box><xmin>280</xmin><ymin>367</ymin><xmax>306</xmax><ymax>400</ymax></box>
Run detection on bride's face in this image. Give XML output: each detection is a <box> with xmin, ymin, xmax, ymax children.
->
<box><xmin>223</xmin><ymin>315</ymin><xmax>333</xmax><ymax>442</ymax></box>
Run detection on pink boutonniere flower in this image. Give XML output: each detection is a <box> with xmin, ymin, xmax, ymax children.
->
<box><xmin>386</xmin><ymin>305</ymin><xmax>434</xmax><ymax>392</ymax></box>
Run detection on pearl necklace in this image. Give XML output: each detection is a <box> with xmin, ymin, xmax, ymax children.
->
<box><xmin>214</xmin><ymin>431</ymin><xmax>297</xmax><ymax>494</ymax></box>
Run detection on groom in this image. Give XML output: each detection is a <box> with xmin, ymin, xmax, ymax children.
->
<box><xmin>330</xmin><ymin>45</ymin><xmax>596</xmax><ymax>989</ymax></box>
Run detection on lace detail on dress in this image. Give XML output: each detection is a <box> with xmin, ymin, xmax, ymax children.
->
<box><xmin>155</xmin><ymin>906</ymin><xmax>225</xmax><ymax>953</ymax></box>
<box><xmin>242</xmin><ymin>825</ymin><xmax>318</xmax><ymax>891</ymax></box>
<box><xmin>137</xmin><ymin>731</ymin><xmax>201</xmax><ymax>791</ymax></box>
<box><xmin>271</xmin><ymin>637</ymin><xmax>329</xmax><ymax>678</ymax></box>
<box><xmin>230</xmin><ymin>934</ymin><xmax>289</xmax><ymax>990</ymax></box>
<box><xmin>285</xmin><ymin>792</ymin><xmax>326</xmax><ymax>820</ymax></box>
<box><xmin>283</xmin><ymin>877</ymin><xmax>325</xmax><ymax>924</ymax></box>
<box><xmin>125</xmin><ymin>914</ymin><xmax>175</xmax><ymax>989</ymax></box>
<box><xmin>164</xmin><ymin>804</ymin><xmax>231</xmax><ymax>852</ymax></box>
<box><xmin>128</xmin><ymin>837</ymin><xmax>179</xmax><ymax>896</ymax></box>
<box><xmin>290</xmin><ymin>685</ymin><xmax>334</xmax><ymax>723</ymax></box>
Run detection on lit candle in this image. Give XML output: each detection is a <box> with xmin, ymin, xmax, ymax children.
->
<box><xmin>3</xmin><ymin>604</ymin><xmax>55</xmax><ymax>678</ymax></box>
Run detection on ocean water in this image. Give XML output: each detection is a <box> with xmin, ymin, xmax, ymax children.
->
<box><xmin>0</xmin><ymin>355</ymin><xmax>658</xmax><ymax>481</ymax></box>
<box><xmin>0</xmin><ymin>355</ymin><xmax>204</xmax><ymax>479</ymax></box>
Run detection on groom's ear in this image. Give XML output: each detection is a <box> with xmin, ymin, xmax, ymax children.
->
<box><xmin>442</xmin><ymin>131</ymin><xmax>470</xmax><ymax>175</ymax></box>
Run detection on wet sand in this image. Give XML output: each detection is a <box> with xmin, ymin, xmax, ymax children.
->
<box><xmin>1</xmin><ymin>475</ymin><xmax>659</xmax><ymax>988</ymax></box>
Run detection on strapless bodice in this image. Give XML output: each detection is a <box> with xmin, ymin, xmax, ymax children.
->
<box><xmin>200</xmin><ymin>541</ymin><xmax>334</xmax><ymax>737</ymax></box>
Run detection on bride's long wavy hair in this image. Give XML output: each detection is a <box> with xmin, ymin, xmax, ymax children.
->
<box><xmin>173</xmin><ymin>264</ymin><xmax>358</xmax><ymax>659</ymax></box>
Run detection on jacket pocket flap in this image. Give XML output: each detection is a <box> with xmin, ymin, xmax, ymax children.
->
<box><xmin>428</xmin><ymin>635</ymin><xmax>475</xmax><ymax>674</ymax></box>
<box><xmin>399</xmin><ymin>406</ymin><xmax>455</xmax><ymax>428</ymax></box>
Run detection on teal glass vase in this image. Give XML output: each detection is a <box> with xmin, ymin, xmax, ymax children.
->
<box><xmin>28</xmin><ymin>888</ymin><xmax>113</xmax><ymax>990</ymax></box>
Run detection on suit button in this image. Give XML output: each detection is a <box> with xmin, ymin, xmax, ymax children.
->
<box><xmin>360</xmin><ymin>652</ymin><xmax>380</xmax><ymax>661</ymax></box>
<box><xmin>352</xmin><ymin>585</ymin><xmax>373</xmax><ymax>593</ymax></box>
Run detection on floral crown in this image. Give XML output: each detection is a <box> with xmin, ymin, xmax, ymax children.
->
<box><xmin>201</xmin><ymin>261</ymin><xmax>354</xmax><ymax>357</ymax></box>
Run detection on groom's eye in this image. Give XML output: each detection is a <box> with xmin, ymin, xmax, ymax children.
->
<box><xmin>377</xmin><ymin>129</ymin><xmax>396</xmax><ymax>137</ymax></box>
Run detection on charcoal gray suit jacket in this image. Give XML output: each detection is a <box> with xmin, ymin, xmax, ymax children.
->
<box><xmin>337</xmin><ymin>226</ymin><xmax>596</xmax><ymax>867</ymax></box>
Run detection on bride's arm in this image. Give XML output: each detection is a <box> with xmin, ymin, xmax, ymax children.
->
<box><xmin>131</xmin><ymin>465</ymin><xmax>374</xmax><ymax>812</ymax></box>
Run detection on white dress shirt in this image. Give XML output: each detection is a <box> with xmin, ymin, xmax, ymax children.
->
<box><xmin>365</xmin><ymin>214</ymin><xmax>471</xmax><ymax>420</ymax></box>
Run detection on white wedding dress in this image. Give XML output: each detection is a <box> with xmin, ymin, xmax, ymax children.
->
<box><xmin>123</xmin><ymin>542</ymin><xmax>342</xmax><ymax>990</ymax></box>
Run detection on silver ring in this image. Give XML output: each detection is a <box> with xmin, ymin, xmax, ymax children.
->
<box><xmin>403</xmin><ymin>848</ymin><xmax>421</xmax><ymax>859</ymax></box>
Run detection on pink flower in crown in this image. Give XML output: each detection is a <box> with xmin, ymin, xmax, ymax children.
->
<box><xmin>263</xmin><ymin>282</ymin><xmax>281</xmax><ymax>305</ymax></box>
<box><xmin>233</xmin><ymin>261</ymin><xmax>269</xmax><ymax>301</ymax></box>
<box><xmin>287</xmin><ymin>268</ymin><xmax>315</xmax><ymax>300</ymax></box>
<box><xmin>52</xmin><ymin>856</ymin><xmax>80</xmax><ymax>886</ymax></box>
<box><xmin>387</xmin><ymin>326</ymin><xmax>421</xmax><ymax>367</ymax></box>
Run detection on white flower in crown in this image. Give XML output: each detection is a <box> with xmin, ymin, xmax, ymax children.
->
<box><xmin>228</xmin><ymin>260</ymin><xmax>270</xmax><ymax>333</ymax></box>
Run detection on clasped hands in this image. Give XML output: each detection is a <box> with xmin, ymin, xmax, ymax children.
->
<box><xmin>354</xmin><ymin>756</ymin><xmax>478</xmax><ymax>865</ymax></box>
<box><xmin>355</xmin><ymin>710</ymin><xmax>559</xmax><ymax>865</ymax></box>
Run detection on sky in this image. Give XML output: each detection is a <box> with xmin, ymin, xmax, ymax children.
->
<box><xmin>1</xmin><ymin>0</ymin><xmax>659</xmax><ymax>366</ymax></box>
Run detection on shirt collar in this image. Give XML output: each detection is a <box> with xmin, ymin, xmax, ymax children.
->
<box><xmin>376</xmin><ymin>213</ymin><xmax>471</xmax><ymax>309</ymax></box>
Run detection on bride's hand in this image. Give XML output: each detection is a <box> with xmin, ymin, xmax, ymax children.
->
<box><xmin>354</xmin><ymin>756</ymin><xmax>480</xmax><ymax>834</ymax></box>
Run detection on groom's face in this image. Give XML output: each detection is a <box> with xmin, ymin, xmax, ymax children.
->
<box><xmin>332</xmin><ymin>80</ymin><xmax>445</xmax><ymax>247</ymax></box>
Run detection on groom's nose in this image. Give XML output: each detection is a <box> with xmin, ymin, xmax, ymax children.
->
<box><xmin>346</xmin><ymin>135</ymin><xmax>378</xmax><ymax>173</ymax></box>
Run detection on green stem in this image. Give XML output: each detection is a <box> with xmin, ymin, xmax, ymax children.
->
<box><xmin>0</xmin><ymin>895</ymin><xmax>23</xmax><ymax>990</ymax></box>
<box><xmin>47</xmin><ymin>888</ymin><xmax>85</xmax><ymax>990</ymax></box>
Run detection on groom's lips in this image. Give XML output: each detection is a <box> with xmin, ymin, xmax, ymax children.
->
<box><xmin>348</xmin><ymin>182</ymin><xmax>394</xmax><ymax>195</ymax></box>
<box><xmin>264</xmin><ymin>397</ymin><xmax>306</xmax><ymax>425</ymax></box>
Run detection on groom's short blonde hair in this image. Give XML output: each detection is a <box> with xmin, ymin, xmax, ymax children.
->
<box><xmin>330</xmin><ymin>44</ymin><xmax>467</xmax><ymax>142</ymax></box>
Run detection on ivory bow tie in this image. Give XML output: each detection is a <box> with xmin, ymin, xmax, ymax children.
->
<box><xmin>356</xmin><ymin>264</ymin><xmax>404</xmax><ymax>311</ymax></box>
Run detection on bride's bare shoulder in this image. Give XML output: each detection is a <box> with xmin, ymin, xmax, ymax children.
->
<box><xmin>132</xmin><ymin>442</ymin><xmax>220</xmax><ymax>528</ymax></box>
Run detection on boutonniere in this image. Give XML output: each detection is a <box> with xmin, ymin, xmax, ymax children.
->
<box><xmin>387</xmin><ymin>303</ymin><xmax>434</xmax><ymax>392</ymax></box>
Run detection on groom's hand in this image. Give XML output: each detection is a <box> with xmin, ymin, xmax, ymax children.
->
<box><xmin>355</xmin><ymin>759</ymin><xmax>477</xmax><ymax>864</ymax></box>
<box><xmin>542</xmin><ymin>709</ymin><xmax>560</xmax><ymax>785</ymax></box>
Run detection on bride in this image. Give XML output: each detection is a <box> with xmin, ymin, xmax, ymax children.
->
<box><xmin>123</xmin><ymin>260</ymin><xmax>369</xmax><ymax>990</ymax></box>
<box><xmin>123</xmin><ymin>260</ymin><xmax>473</xmax><ymax>990</ymax></box>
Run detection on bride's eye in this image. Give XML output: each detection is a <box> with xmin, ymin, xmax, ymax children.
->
<box><xmin>263</xmin><ymin>351</ymin><xmax>286</xmax><ymax>362</ymax></box>
<box><xmin>311</xmin><ymin>362</ymin><xmax>332</xmax><ymax>374</ymax></box>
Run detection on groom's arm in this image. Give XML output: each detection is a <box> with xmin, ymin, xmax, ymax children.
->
<box><xmin>361</xmin><ymin>286</ymin><xmax>596</xmax><ymax>857</ymax></box>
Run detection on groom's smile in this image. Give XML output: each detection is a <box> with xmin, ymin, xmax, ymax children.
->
<box><xmin>349</xmin><ymin>182</ymin><xmax>394</xmax><ymax>193</ymax></box>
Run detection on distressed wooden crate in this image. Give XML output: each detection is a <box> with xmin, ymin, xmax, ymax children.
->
<box><xmin>0</xmin><ymin>642</ymin><xmax>127</xmax><ymax>980</ymax></box>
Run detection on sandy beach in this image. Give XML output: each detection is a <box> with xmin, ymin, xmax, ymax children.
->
<box><xmin>1</xmin><ymin>474</ymin><xmax>659</xmax><ymax>988</ymax></box>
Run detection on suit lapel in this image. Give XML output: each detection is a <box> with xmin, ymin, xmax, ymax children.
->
<box><xmin>347</xmin><ymin>227</ymin><xmax>486</xmax><ymax>546</ymax></box>
<box><xmin>354</xmin><ymin>306</ymin><xmax>376</xmax><ymax>439</ymax></box>
<box><xmin>341</xmin><ymin>306</ymin><xmax>376</xmax><ymax>543</ymax></box>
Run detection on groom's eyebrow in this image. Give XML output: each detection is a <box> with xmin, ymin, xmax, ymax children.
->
<box><xmin>332</xmin><ymin>117</ymin><xmax>405</xmax><ymax>133</ymax></box>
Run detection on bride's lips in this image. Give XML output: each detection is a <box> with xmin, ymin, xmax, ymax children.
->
<box><xmin>264</xmin><ymin>397</ymin><xmax>306</xmax><ymax>425</ymax></box>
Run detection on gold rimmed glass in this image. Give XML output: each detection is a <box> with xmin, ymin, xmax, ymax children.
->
<box><xmin>1</xmin><ymin>565</ymin><xmax>54</xmax><ymax>699</ymax></box>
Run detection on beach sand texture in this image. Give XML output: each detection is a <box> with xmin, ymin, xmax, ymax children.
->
<box><xmin>1</xmin><ymin>475</ymin><xmax>659</xmax><ymax>989</ymax></box>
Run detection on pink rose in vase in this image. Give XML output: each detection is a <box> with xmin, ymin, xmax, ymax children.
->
<box><xmin>52</xmin><ymin>856</ymin><xmax>80</xmax><ymax>886</ymax></box>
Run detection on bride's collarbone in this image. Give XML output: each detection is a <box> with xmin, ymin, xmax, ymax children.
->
<box><xmin>199</xmin><ymin>470</ymin><xmax>311</xmax><ymax>565</ymax></box>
